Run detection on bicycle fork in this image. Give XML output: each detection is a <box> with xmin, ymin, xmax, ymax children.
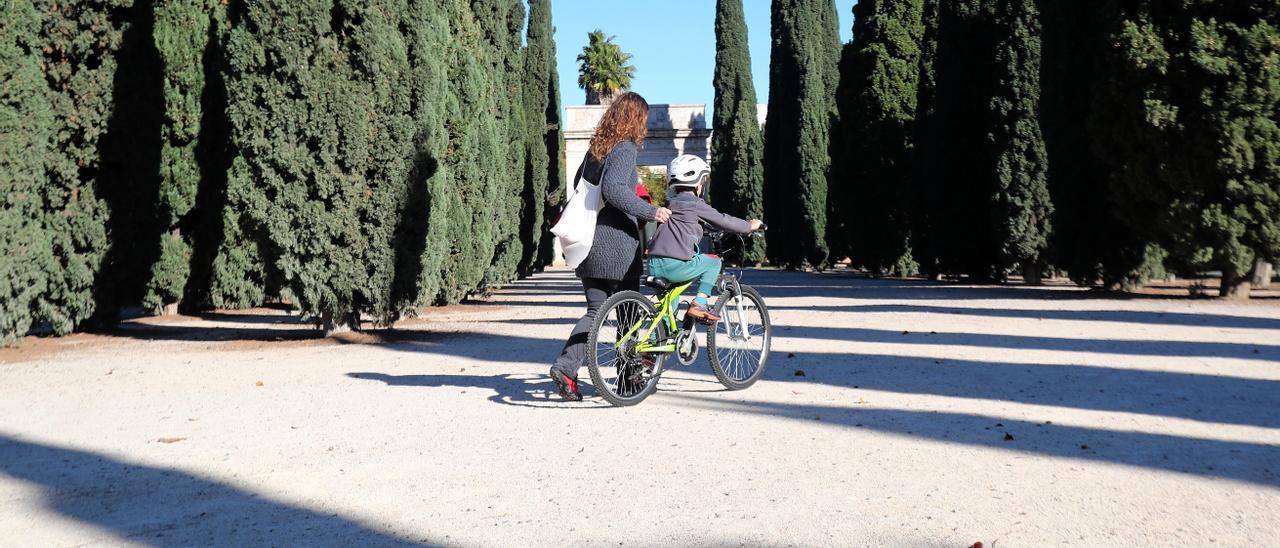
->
<box><xmin>719</xmin><ymin>275</ymin><xmax>753</xmax><ymax>342</ymax></box>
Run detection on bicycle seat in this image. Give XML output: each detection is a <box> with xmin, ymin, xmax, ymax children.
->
<box><xmin>643</xmin><ymin>276</ymin><xmax>672</xmax><ymax>291</ymax></box>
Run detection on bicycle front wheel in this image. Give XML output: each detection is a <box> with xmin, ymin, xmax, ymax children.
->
<box><xmin>586</xmin><ymin>290</ymin><xmax>667</xmax><ymax>406</ymax></box>
<box><xmin>707</xmin><ymin>284</ymin><xmax>770</xmax><ymax>390</ymax></box>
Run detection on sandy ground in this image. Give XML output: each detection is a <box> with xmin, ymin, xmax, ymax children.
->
<box><xmin>1</xmin><ymin>267</ymin><xmax>1278</xmax><ymax>547</ymax></box>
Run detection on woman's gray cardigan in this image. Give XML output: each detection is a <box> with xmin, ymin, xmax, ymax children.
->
<box><xmin>573</xmin><ymin>140</ymin><xmax>658</xmax><ymax>281</ymax></box>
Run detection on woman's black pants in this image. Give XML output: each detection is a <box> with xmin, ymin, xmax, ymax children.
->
<box><xmin>551</xmin><ymin>276</ymin><xmax>639</xmax><ymax>379</ymax></box>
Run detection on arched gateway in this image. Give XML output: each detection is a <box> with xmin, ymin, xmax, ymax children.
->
<box><xmin>554</xmin><ymin>104</ymin><xmax>710</xmax><ymax>265</ymax></box>
<box><xmin>555</xmin><ymin>103</ymin><xmax>766</xmax><ymax>263</ymax></box>
<box><xmin>563</xmin><ymin>104</ymin><xmax>711</xmax><ymax>183</ymax></box>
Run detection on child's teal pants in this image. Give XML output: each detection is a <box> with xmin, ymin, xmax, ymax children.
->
<box><xmin>648</xmin><ymin>254</ymin><xmax>722</xmax><ymax>296</ymax></box>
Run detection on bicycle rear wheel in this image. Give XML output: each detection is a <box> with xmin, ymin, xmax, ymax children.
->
<box><xmin>586</xmin><ymin>290</ymin><xmax>667</xmax><ymax>406</ymax></box>
<box><xmin>707</xmin><ymin>284</ymin><xmax>770</xmax><ymax>390</ymax></box>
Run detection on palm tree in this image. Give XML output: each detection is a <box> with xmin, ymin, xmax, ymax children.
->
<box><xmin>576</xmin><ymin>30</ymin><xmax>636</xmax><ymax>105</ymax></box>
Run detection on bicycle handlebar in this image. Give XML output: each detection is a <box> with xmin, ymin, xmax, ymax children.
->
<box><xmin>702</xmin><ymin>221</ymin><xmax>766</xmax><ymax>257</ymax></box>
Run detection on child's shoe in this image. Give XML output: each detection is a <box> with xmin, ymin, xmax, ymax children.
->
<box><xmin>686</xmin><ymin>301</ymin><xmax>720</xmax><ymax>323</ymax></box>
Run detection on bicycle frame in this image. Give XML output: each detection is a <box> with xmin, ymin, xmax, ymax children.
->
<box><xmin>615</xmin><ymin>280</ymin><xmax>693</xmax><ymax>354</ymax></box>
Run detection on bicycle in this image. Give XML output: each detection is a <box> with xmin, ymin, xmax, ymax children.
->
<box><xmin>584</xmin><ymin>226</ymin><xmax>772</xmax><ymax>406</ymax></box>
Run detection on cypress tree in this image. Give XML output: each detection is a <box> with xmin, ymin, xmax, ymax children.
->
<box><xmin>224</xmin><ymin>0</ymin><xmax>418</xmax><ymax>330</ymax></box>
<box><xmin>989</xmin><ymin>0</ymin><xmax>1051</xmax><ymax>282</ymax></box>
<box><xmin>474</xmin><ymin>0</ymin><xmax>526</xmax><ymax>289</ymax></box>
<box><xmin>203</xmin><ymin>3</ymin><xmax>269</xmax><ymax>314</ymax></box>
<box><xmin>910</xmin><ymin>0</ymin><xmax>941</xmax><ymax>276</ymax></box>
<box><xmin>763</xmin><ymin>0</ymin><xmax>842</xmax><ymax>268</ymax></box>
<box><xmin>711</xmin><ymin>0</ymin><xmax>766</xmax><ymax>264</ymax></box>
<box><xmin>922</xmin><ymin>0</ymin><xmax>1050</xmax><ymax>281</ymax></box>
<box><xmin>536</xmin><ymin>40</ymin><xmax>565</xmax><ymax>270</ymax></box>
<box><xmin>25</xmin><ymin>1</ymin><xmax>131</xmax><ymax>335</ymax></box>
<box><xmin>93</xmin><ymin>0</ymin><xmax>165</xmax><ymax>323</ymax></box>
<box><xmin>434</xmin><ymin>0</ymin><xmax>505</xmax><ymax>303</ymax></box>
<box><xmin>518</xmin><ymin>0</ymin><xmax>563</xmax><ymax>275</ymax></box>
<box><xmin>1040</xmin><ymin>1</ymin><xmax>1153</xmax><ymax>288</ymax></box>
<box><xmin>832</xmin><ymin>0</ymin><xmax>924</xmax><ymax>276</ymax></box>
<box><xmin>392</xmin><ymin>0</ymin><xmax>455</xmax><ymax>311</ymax></box>
<box><xmin>1097</xmin><ymin>1</ymin><xmax>1280</xmax><ymax>298</ymax></box>
<box><xmin>143</xmin><ymin>0</ymin><xmax>222</xmax><ymax>314</ymax></box>
<box><xmin>0</xmin><ymin>0</ymin><xmax>56</xmax><ymax>344</ymax></box>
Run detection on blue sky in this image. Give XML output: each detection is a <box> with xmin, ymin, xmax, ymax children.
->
<box><xmin>548</xmin><ymin>0</ymin><xmax>857</xmax><ymax>117</ymax></box>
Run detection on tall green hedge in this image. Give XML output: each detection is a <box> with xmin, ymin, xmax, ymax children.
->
<box><xmin>1</xmin><ymin>0</ymin><xmax>569</xmax><ymax>342</ymax></box>
<box><xmin>143</xmin><ymin>0</ymin><xmax>224</xmax><ymax>313</ymax></box>
<box><xmin>763</xmin><ymin>0</ymin><xmax>842</xmax><ymax>269</ymax></box>
<box><xmin>0</xmin><ymin>1</ymin><xmax>133</xmax><ymax>343</ymax></box>
<box><xmin>711</xmin><ymin>0</ymin><xmax>766</xmax><ymax>264</ymax></box>
<box><xmin>918</xmin><ymin>0</ymin><xmax>1050</xmax><ymax>281</ymax></box>
<box><xmin>1096</xmin><ymin>0</ymin><xmax>1280</xmax><ymax>297</ymax></box>
<box><xmin>831</xmin><ymin>0</ymin><xmax>924</xmax><ymax>276</ymax></box>
<box><xmin>518</xmin><ymin>0</ymin><xmax>563</xmax><ymax>276</ymax></box>
<box><xmin>475</xmin><ymin>0</ymin><xmax>526</xmax><ymax>290</ymax></box>
<box><xmin>1040</xmin><ymin>1</ymin><xmax>1154</xmax><ymax>289</ymax></box>
<box><xmin>391</xmin><ymin>0</ymin><xmax>454</xmax><ymax>311</ymax></box>
<box><xmin>434</xmin><ymin>0</ymin><xmax>504</xmax><ymax>305</ymax></box>
<box><xmin>224</xmin><ymin>0</ymin><xmax>420</xmax><ymax>330</ymax></box>
<box><xmin>0</xmin><ymin>0</ymin><xmax>57</xmax><ymax>345</ymax></box>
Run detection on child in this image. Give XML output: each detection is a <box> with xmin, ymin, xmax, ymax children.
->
<box><xmin>647</xmin><ymin>154</ymin><xmax>763</xmax><ymax>322</ymax></box>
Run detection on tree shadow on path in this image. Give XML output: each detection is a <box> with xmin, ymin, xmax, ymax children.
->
<box><xmin>667</xmin><ymin>394</ymin><xmax>1280</xmax><ymax>488</ymax></box>
<box><xmin>761</xmin><ymin>352</ymin><xmax>1280</xmax><ymax>429</ymax></box>
<box><xmin>770</xmin><ymin>302</ymin><xmax>1280</xmax><ymax>331</ymax></box>
<box><xmin>0</xmin><ymin>434</ymin><xmax>427</xmax><ymax>546</ymax></box>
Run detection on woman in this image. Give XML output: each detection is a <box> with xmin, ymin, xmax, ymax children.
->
<box><xmin>550</xmin><ymin>92</ymin><xmax>671</xmax><ymax>402</ymax></box>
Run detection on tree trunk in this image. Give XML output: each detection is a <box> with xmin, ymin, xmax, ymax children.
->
<box><xmin>321</xmin><ymin>309</ymin><xmax>358</xmax><ymax>336</ymax></box>
<box><xmin>1252</xmin><ymin>259</ymin><xmax>1273</xmax><ymax>288</ymax></box>
<box><xmin>1220</xmin><ymin>264</ymin><xmax>1254</xmax><ymax>299</ymax></box>
<box><xmin>1023</xmin><ymin>263</ymin><xmax>1043</xmax><ymax>286</ymax></box>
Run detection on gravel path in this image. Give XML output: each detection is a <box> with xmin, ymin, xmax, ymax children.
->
<box><xmin>2</xmin><ymin>267</ymin><xmax>1278</xmax><ymax>547</ymax></box>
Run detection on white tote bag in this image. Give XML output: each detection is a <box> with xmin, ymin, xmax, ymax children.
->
<box><xmin>550</xmin><ymin>168</ymin><xmax>605</xmax><ymax>268</ymax></box>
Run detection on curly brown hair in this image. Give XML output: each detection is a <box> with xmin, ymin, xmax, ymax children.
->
<box><xmin>588</xmin><ymin>92</ymin><xmax>649</xmax><ymax>162</ymax></box>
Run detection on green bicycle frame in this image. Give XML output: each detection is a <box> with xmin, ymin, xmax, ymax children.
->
<box><xmin>615</xmin><ymin>281</ymin><xmax>693</xmax><ymax>354</ymax></box>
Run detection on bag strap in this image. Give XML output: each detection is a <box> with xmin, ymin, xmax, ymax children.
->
<box><xmin>566</xmin><ymin>161</ymin><xmax>586</xmax><ymax>201</ymax></box>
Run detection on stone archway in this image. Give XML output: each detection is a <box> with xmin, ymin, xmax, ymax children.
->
<box><xmin>554</xmin><ymin>104</ymin><xmax>711</xmax><ymax>264</ymax></box>
<box><xmin>563</xmin><ymin>103</ymin><xmax>711</xmax><ymax>181</ymax></box>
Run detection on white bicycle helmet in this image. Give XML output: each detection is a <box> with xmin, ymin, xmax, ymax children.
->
<box><xmin>667</xmin><ymin>154</ymin><xmax>709</xmax><ymax>189</ymax></box>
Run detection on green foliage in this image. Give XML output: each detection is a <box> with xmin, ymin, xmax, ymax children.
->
<box><xmin>92</xmin><ymin>0</ymin><xmax>165</xmax><ymax>322</ymax></box>
<box><xmin>1096</xmin><ymin>1</ymin><xmax>1280</xmax><ymax>295</ymax></box>
<box><xmin>224</xmin><ymin>0</ymin><xmax>420</xmax><ymax>327</ymax></box>
<box><xmin>434</xmin><ymin>0</ymin><xmax>504</xmax><ymax>304</ymax></box>
<box><xmin>988</xmin><ymin>0</ymin><xmax>1051</xmax><ymax>278</ymax></box>
<box><xmin>2</xmin><ymin>0</ymin><xmax>563</xmax><ymax>341</ymax></box>
<box><xmin>142</xmin><ymin>233</ymin><xmax>191</xmax><ymax>312</ymax></box>
<box><xmin>831</xmin><ymin>0</ymin><xmax>924</xmax><ymax>275</ymax></box>
<box><xmin>763</xmin><ymin>0</ymin><xmax>841</xmax><ymax>269</ymax></box>
<box><xmin>917</xmin><ymin>0</ymin><xmax>1050</xmax><ymax>281</ymax></box>
<box><xmin>711</xmin><ymin>0</ymin><xmax>766</xmax><ymax>264</ymax></box>
<box><xmin>391</xmin><ymin>0</ymin><xmax>455</xmax><ymax>311</ymax></box>
<box><xmin>17</xmin><ymin>1</ymin><xmax>132</xmax><ymax>337</ymax></box>
<box><xmin>576</xmin><ymin>30</ymin><xmax>635</xmax><ymax>105</ymax></box>
<box><xmin>476</xmin><ymin>0</ymin><xmax>527</xmax><ymax>291</ymax></box>
<box><xmin>638</xmin><ymin>167</ymin><xmax>667</xmax><ymax>206</ymax></box>
<box><xmin>1040</xmin><ymin>1</ymin><xmax>1151</xmax><ymax>288</ymax></box>
<box><xmin>0</xmin><ymin>0</ymin><xmax>56</xmax><ymax>344</ymax></box>
<box><xmin>144</xmin><ymin>0</ymin><xmax>222</xmax><ymax>314</ymax></box>
<box><xmin>518</xmin><ymin>0</ymin><xmax>563</xmax><ymax>276</ymax></box>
